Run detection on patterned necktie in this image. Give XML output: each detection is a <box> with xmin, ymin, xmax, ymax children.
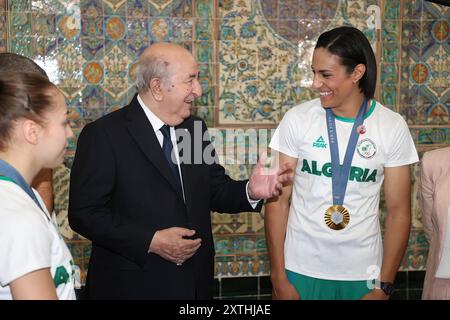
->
<box><xmin>160</xmin><ymin>125</ymin><xmax>182</xmax><ymax>191</ymax></box>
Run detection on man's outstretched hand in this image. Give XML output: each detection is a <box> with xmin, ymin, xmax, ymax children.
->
<box><xmin>248</xmin><ymin>152</ymin><xmax>294</xmax><ymax>200</ymax></box>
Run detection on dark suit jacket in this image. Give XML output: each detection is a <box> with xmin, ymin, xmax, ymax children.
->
<box><xmin>68</xmin><ymin>95</ymin><xmax>261</xmax><ymax>299</ymax></box>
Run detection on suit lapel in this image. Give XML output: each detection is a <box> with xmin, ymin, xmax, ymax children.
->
<box><xmin>176</xmin><ymin>118</ymin><xmax>195</xmax><ymax>215</ymax></box>
<box><xmin>125</xmin><ymin>96</ymin><xmax>184</xmax><ymax>200</ymax></box>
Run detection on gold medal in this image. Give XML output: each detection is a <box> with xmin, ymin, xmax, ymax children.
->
<box><xmin>324</xmin><ymin>205</ymin><xmax>350</xmax><ymax>230</ymax></box>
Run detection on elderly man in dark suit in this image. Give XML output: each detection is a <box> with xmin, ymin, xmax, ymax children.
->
<box><xmin>68</xmin><ymin>43</ymin><xmax>292</xmax><ymax>299</ymax></box>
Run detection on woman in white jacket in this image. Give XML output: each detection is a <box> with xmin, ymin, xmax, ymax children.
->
<box><xmin>0</xmin><ymin>73</ymin><xmax>76</xmax><ymax>300</ymax></box>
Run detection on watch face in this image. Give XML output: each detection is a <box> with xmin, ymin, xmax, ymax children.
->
<box><xmin>381</xmin><ymin>282</ymin><xmax>394</xmax><ymax>295</ymax></box>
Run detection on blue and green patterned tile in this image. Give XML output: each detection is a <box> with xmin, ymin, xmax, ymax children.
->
<box><xmin>81</xmin><ymin>14</ymin><xmax>104</xmax><ymax>37</ymax></box>
<box><xmin>170</xmin><ymin>0</ymin><xmax>192</xmax><ymax>18</ymax></box>
<box><xmin>80</xmin><ymin>0</ymin><xmax>103</xmax><ymax>17</ymax></box>
<box><xmin>103</xmin><ymin>0</ymin><xmax>127</xmax><ymax>16</ymax></box>
<box><xmin>126</xmin><ymin>17</ymin><xmax>148</xmax><ymax>40</ymax></box>
<box><xmin>126</xmin><ymin>0</ymin><xmax>147</xmax><ymax>18</ymax></box>
<box><xmin>411</xmin><ymin>127</ymin><xmax>450</xmax><ymax>145</ymax></box>
<box><xmin>381</xmin><ymin>19</ymin><xmax>399</xmax><ymax>43</ymax></box>
<box><xmin>429</xmin><ymin>19</ymin><xmax>449</xmax><ymax>45</ymax></box>
<box><xmin>33</xmin><ymin>35</ymin><xmax>57</xmax><ymax>57</ymax></box>
<box><xmin>401</xmin><ymin>19</ymin><xmax>421</xmax><ymax>45</ymax></box>
<box><xmin>104</xmin><ymin>87</ymin><xmax>130</xmax><ymax>113</ymax></box>
<box><xmin>277</xmin><ymin>19</ymin><xmax>299</xmax><ymax>41</ymax></box>
<box><xmin>383</xmin><ymin>0</ymin><xmax>400</xmax><ymax>20</ymax></box>
<box><xmin>195</xmin><ymin>0</ymin><xmax>212</xmax><ymax>18</ymax></box>
<box><xmin>125</xmin><ymin>85</ymin><xmax>137</xmax><ymax>102</ymax></box>
<box><xmin>259</xmin><ymin>0</ymin><xmax>276</xmax><ymax>20</ymax></box>
<box><xmin>81</xmin><ymin>85</ymin><xmax>105</xmax><ymax>110</ymax></box>
<box><xmin>425</xmin><ymin>102</ymin><xmax>449</xmax><ymax>125</ymax></box>
<box><xmin>279</xmin><ymin>0</ymin><xmax>299</xmax><ymax>20</ymax></box>
<box><xmin>409</xmin><ymin>61</ymin><xmax>432</xmax><ymax>87</ymax></box>
<box><xmin>409</xmin><ymin>250</ymin><xmax>427</xmax><ymax>271</ymax></box>
<box><xmin>380</xmin><ymin>85</ymin><xmax>397</xmax><ymax>108</ymax></box>
<box><xmin>219</xmin><ymin>0</ymin><xmax>241</xmax><ymax>18</ymax></box>
<box><xmin>126</xmin><ymin>35</ymin><xmax>149</xmax><ymax>56</ymax></box>
<box><xmin>82</xmin><ymin>107</ymin><xmax>105</xmax><ymax>122</ymax></box>
<box><xmin>148</xmin><ymin>17</ymin><xmax>171</xmax><ymax>42</ymax></box>
<box><xmin>298</xmin><ymin>0</ymin><xmax>321</xmax><ymax>20</ymax></box>
<box><xmin>56</xmin><ymin>14</ymin><xmax>81</xmax><ymax>43</ymax></box>
<box><xmin>103</xmin><ymin>15</ymin><xmax>126</xmax><ymax>43</ymax></box>
<box><xmin>195</xmin><ymin>16</ymin><xmax>213</xmax><ymax>40</ymax></box>
<box><xmin>81</xmin><ymin>36</ymin><xmax>105</xmax><ymax>60</ymax></box>
<box><xmin>382</xmin><ymin>42</ymin><xmax>399</xmax><ymax>64</ymax></box>
<box><xmin>9</xmin><ymin>11</ymin><xmax>32</xmax><ymax>36</ymax></box>
<box><xmin>422</xmin><ymin>0</ymin><xmax>448</xmax><ymax>20</ymax></box>
<box><xmin>8</xmin><ymin>37</ymin><xmax>33</xmax><ymax>56</ymax></box>
<box><xmin>147</xmin><ymin>0</ymin><xmax>181</xmax><ymax>17</ymax></box>
<box><xmin>9</xmin><ymin>0</ymin><xmax>30</xmax><ymax>12</ymax></box>
<box><xmin>381</xmin><ymin>63</ymin><xmax>398</xmax><ymax>86</ymax></box>
<box><xmin>198</xmin><ymin>72</ymin><xmax>215</xmax><ymax>104</ymax></box>
<box><xmin>82</xmin><ymin>240</ymin><xmax>92</xmax><ymax>258</ymax></box>
<box><xmin>196</xmin><ymin>40</ymin><xmax>213</xmax><ymax>63</ymax></box>
<box><xmin>193</xmin><ymin>105</ymin><xmax>213</xmax><ymax>126</ymax></box>
<box><xmin>31</xmin><ymin>0</ymin><xmax>65</xmax><ymax>14</ymax></box>
<box><xmin>170</xmin><ymin>18</ymin><xmax>193</xmax><ymax>41</ymax></box>
<box><xmin>400</xmin><ymin>61</ymin><xmax>417</xmax><ymax>86</ymax></box>
<box><xmin>0</xmin><ymin>17</ymin><xmax>6</xmax><ymax>52</ymax></box>
<box><xmin>66</xmin><ymin>241</ymin><xmax>83</xmax><ymax>260</ymax></box>
<box><xmin>402</xmin><ymin>0</ymin><xmax>423</xmax><ymax>20</ymax></box>
<box><xmin>31</xmin><ymin>12</ymin><xmax>56</xmax><ymax>36</ymax></box>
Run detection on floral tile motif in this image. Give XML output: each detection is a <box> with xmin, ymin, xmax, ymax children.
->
<box><xmin>410</xmin><ymin>127</ymin><xmax>450</xmax><ymax>145</ymax></box>
<box><xmin>218</xmin><ymin>0</ymin><xmax>379</xmax><ymax>125</ymax></box>
<box><xmin>399</xmin><ymin>1</ymin><xmax>449</xmax><ymax>125</ymax></box>
<box><xmin>126</xmin><ymin>0</ymin><xmax>147</xmax><ymax>17</ymax></box>
<box><xmin>103</xmin><ymin>0</ymin><xmax>126</xmax><ymax>13</ymax></box>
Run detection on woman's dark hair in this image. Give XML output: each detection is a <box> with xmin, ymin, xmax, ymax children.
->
<box><xmin>315</xmin><ymin>26</ymin><xmax>377</xmax><ymax>99</ymax></box>
<box><xmin>0</xmin><ymin>72</ymin><xmax>58</xmax><ymax>151</ymax></box>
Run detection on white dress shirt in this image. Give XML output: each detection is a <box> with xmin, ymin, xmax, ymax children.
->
<box><xmin>138</xmin><ymin>95</ymin><xmax>186</xmax><ymax>202</ymax></box>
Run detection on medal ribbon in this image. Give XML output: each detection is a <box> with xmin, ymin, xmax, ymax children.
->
<box><xmin>0</xmin><ymin>159</ymin><xmax>45</xmax><ymax>213</ymax></box>
<box><xmin>325</xmin><ymin>99</ymin><xmax>367</xmax><ymax>206</ymax></box>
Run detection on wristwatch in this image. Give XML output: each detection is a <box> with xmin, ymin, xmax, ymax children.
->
<box><xmin>379</xmin><ymin>282</ymin><xmax>395</xmax><ymax>296</ymax></box>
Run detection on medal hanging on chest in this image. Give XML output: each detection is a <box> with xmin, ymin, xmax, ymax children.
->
<box><xmin>324</xmin><ymin>99</ymin><xmax>367</xmax><ymax>230</ymax></box>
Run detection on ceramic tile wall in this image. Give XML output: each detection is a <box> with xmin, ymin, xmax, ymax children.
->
<box><xmin>1</xmin><ymin>1</ymin><xmax>448</xmax><ymax>284</ymax></box>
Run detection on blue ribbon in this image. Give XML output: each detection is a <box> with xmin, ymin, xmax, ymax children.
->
<box><xmin>0</xmin><ymin>159</ymin><xmax>45</xmax><ymax>212</ymax></box>
<box><xmin>325</xmin><ymin>99</ymin><xmax>367</xmax><ymax>206</ymax></box>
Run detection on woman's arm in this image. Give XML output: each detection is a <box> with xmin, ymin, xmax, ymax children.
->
<box><xmin>264</xmin><ymin>152</ymin><xmax>299</xmax><ymax>300</ymax></box>
<box><xmin>362</xmin><ymin>165</ymin><xmax>412</xmax><ymax>299</ymax></box>
<box><xmin>10</xmin><ymin>268</ymin><xmax>57</xmax><ymax>300</ymax></box>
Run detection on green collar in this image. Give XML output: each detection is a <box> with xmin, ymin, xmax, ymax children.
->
<box><xmin>0</xmin><ymin>175</ymin><xmax>16</xmax><ymax>184</ymax></box>
<box><xmin>334</xmin><ymin>99</ymin><xmax>376</xmax><ymax>123</ymax></box>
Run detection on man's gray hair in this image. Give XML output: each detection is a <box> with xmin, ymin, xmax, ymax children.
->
<box><xmin>0</xmin><ymin>53</ymin><xmax>48</xmax><ymax>78</ymax></box>
<box><xmin>135</xmin><ymin>56</ymin><xmax>171</xmax><ymax>93</ymax></box>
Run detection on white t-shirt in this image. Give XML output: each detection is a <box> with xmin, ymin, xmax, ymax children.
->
<box><xmin>0</xmin><ymin>180</ymin><xmax>76</xmax><ymax>300</ymax></box>
<box><xmin>269</xmin><ymin>98</ymin><xmax>419</xmax><ymax>280</ymax></box>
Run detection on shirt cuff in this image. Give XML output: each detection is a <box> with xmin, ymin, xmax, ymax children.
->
<box><xmin>246</xmin><ymin>181</ymin><xmax>261</xmax><ymax>209</ymax></box>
